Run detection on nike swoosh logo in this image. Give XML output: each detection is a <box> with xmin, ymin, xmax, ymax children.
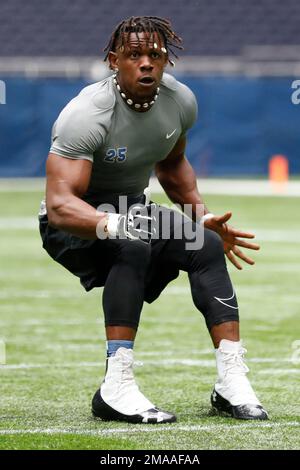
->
<box><xmin>214</xmin><ymin>291</ymin><xmax>238</xmax><ymax>309</ymax></box>
<box><xmin>166</xmin><ymin>129</ymin><xmax>177</xmax><ymax>139</ymax></box>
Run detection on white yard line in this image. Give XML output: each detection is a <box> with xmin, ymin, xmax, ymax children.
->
<box><xmin>1</xmin><ymin>177</ymin><xmax>300</xmax><ymax>197</ymax></box>
<box><xmin>254</xmin><ymin>230</ymin><xmax>300</xmax><ymax>243</ymax></box>
<box><xmin>0</xmin><ymin>285</ymin><xmax>297</xmax><ymax>302</ymax></box>
<box><xmin>0</xmin><ymin>178</ymin><xmax>45</xmax><ymax>192</ymax></box>
<box><xmin>0</xmin><ymin>290</ymin><xmax>85</xmax><ymax>299</ymax></box>
<box><xmin>150</xmin><ymin>178</ymin><xmax>300</xmax><ymax>197</ymax></box>
<box><xmin>0</xmin><ymin>358</ymin><xmax>297</xmax><ymax>369</ymax></box>
<box><xmin>0</xmin><ymin>318</ymin><xmax>99</xmax><ymax>326</ymax></box>
<box><xmin>0</xmin><ymin>283</ymin><xmax>298</xmax><ymax>301</ymax></box>
<box><xmin>258</xmin><ymin>369</ymin><xmax>300</xmax><ymax>374</ymax></box>
<box><xmin>0</xmin><ymin>217</ymin><xmax>38</xmax><ymax>229</ymax></box>
<box><xmin>253</xmin><ymin>265</ymin><xmax>300</xmax><ymax>271</ymax></box>
<box><xmin>0</xmin><ymin>421</ymin><xmax>299</xmax><ymax>436</ymax></box>
<box><xmin>1</xmin><ymin>218</ymin><xmax>299</xmax><ymax>246</ymax></box>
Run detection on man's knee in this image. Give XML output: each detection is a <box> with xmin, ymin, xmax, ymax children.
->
<box><xmin>115</xmin><ymin>240</ymin><xmax>151</xmax><ymax>269</ymax></box>
<box><xmin>190</xmin><ymin>228</ymin><xmax>225</xmax><ymax>270</ymax></box>
<box><xmin>204</xmin><ymin>228</ymin><xmax>224</xmax><ymax>255</ymax></box>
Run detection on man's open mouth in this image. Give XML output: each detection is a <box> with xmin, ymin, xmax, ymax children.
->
<box><xmin>138</xmin><ymin>76</ymin><xmax>155</xmax><ymax>85</ymax></box>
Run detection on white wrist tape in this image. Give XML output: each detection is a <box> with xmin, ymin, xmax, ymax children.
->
<box><xmin>96</xmin><ymin>212</ymin><xmax>121</xmax><ymax>239</ymax></box>
<box><xmin>106</xmin><ymin>213</ymin><xmax>122</xmax><ymax>237</ymax></box>
<box><xmin>143</xmin><ymin>186</ymin><xmax>151</xmax><ymax>205</ymax></box>
<box><xmin>200</xmin><ymin>213</ymin><xmax>215</xmax><ymax>225</ymax></box>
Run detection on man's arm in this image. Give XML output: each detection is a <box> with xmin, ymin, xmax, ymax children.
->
<box><xmin>46</xmin><ymin>153</ymin><xmax>107</xmax><ymax>239</ymax></box>
<box><xmin>155</xmin><ymin>136</ymin><xmax>260</xmax><ymax>269</ymax></box>
<box><xmin>155</xmin><ymin>136</ymin><xmax>208</xmax><ymax>221</ymax></box>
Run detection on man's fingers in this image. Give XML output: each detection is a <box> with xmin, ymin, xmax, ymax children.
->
<box><xmin>231</xmin><ymin>230</ymin><xmax>255</xmax><ymax>239</ymax></box>
<box><xmin>226</xmin><ymin>250</ymin><xmax>243</xmax><ymax>270</ymax></box>
<box><xmin>215</xmin><ymin>212</ymin><xmax>232</xmax><ymax>224</ymax></box>
<box><xmin>226</xmin><ymin>251</ymin><xmax>243</xmax><ymax>270</ymax></box>
<box><xmin>234</xmin><ymin>239</ymin><xmax>260</xmax><ymax>250</ymax></box>
<box><xmin>232</xmin><ymin>246</ymin><xmax>255</xmax><ymax>265</ymax></box>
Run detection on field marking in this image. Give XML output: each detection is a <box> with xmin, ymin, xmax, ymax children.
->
<box><xmin>0</xmin><ymin>217</ymin><xmax>38</xmax><ymax>229</ymax></box>
<box><xmin>0</xmin><ymin>283</ymin><xmax>297</xmax><ymax>300</ymax></box>
<box><xmin>0</xmin><ymin>290</ymin><xmax>85</xmax><ymax>299</ymax></box>
<box><xmin>43</xmin><ymin>347</ymin><xmax>215</xmax><ymax>355</ymax></box>
<box><xmin>1</xmin><ymin>177</ymin><xmax>300</xmax><ymax>196</ymax></box>
<box><xmin>0</xmin><ymin>421</ymin><xmax>299</xmax><ymax>436</ymax></box>
<box><xmin>252</xmin><ymin>229</ymin><xmax>300</xmax><ymax>243</ymax></box>
<box><xmin>0</xmin><ymin>178</ymin><xmax>45</xmax><ymax>192</ymax></box>
<box><xmin>258</xmin><ymin>369</ymin><xmax>300</xmax><ymax>374</ymax></box>
<box><xmin>252</xmin><ymin>325</ymin><xmax>278</xmax><ymax>331</ymax></box>
<box><xmin>0</xmin><ymin>217</ymin><xmax>300</xmax><ymax>244</ymax></box>
<box><xmin>1</xmin><ymin>357</ymin><xmax>297</xmax><ymax>370</ymax></box>
<box><xmin>0</xmin><ymin>318</ymin><xmax>99</xmax><ymax>326</ymax></box>
<box><xmin>0</xmin><ymin>219</ymin><xmax>299</xmax><ymax>238</ymax></box>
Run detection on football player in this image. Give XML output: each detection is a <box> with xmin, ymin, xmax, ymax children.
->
<box><xmin>39</xmin><ymin>16</ymin><xmax>268</xmax><ymax>423</ymax></box>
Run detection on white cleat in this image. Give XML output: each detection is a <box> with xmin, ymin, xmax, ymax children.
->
<box><xmin>211</xmin><ymin>339</ymin><xmax>268</xmax><ymax>420</ymax></box>
<box><xmin>92</xmin><ymin>347</ymin><xmax>176</xmax><ymax>424</ymax></box>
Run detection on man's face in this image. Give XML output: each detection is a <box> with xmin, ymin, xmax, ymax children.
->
<box><xmin>109</xmin><ymin>32</ymin><xmax>168</xmax><ymax>101</ymax></box>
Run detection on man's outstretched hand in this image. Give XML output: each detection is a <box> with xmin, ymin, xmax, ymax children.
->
<box><xmin>204</xmin><ymin>212</ymin><xmax>260</xmax><ymax>270</ymax></box>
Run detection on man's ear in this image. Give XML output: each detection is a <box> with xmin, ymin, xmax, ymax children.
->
<box><xmin>108</xmin><ymin>51</ymin><xmax>118</xmax><ymax>71</ymax></box>
<box><xmin>163</xmin><ymin>54</ymin><xmax>169</xmax><ymax>68</ymax></box>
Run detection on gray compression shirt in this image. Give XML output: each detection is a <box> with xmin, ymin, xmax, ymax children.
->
<box><xmin>50</xmin><ymin>72</ymin><xmax>198</xmax><ymax>202</ymax></box>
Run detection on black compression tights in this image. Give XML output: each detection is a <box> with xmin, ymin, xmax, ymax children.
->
<box><xmin>102</xmin><ymin>228</ymin><xmax>239</xmax><ymax>331</ymax></box>
<box><xmin>102</xmin><ymin>240</ymin><xmax>151</xmax><ymax>329</ymax></box>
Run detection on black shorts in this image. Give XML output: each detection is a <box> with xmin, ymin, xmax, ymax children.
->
<box><xmin>39</xmin><ymin>201</ymin><xmax>185</xmax><ymax>303</ymax></box>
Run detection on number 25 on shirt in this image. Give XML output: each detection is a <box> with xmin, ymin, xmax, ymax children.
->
<box><xmin>104</xmin><ymin>147</ymin><xmax>127</xmax><ymax>163</ymax></box>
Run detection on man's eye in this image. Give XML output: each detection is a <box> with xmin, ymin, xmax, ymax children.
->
<box><xmin>151</xmin><ymin>52</ymin><xmax>160</xmax><ymax>59</ymax></box>
<box><xmin>130</xmin><ymin>51</ymin><xmax>140</xmax><ymax>58</ymax></box>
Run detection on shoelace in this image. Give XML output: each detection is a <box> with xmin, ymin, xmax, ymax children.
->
<box><xmin>218</xmin><ymin>347</ymin><xmax>260</xmax><ymax>404</ymax></box>
<box><xmin>121</xmin><ymin>358</ymin><xmax>141</xmax><ymax>393</ymax></box>
<box><xmin>120</xmin><ymin>357</ymin><xmax>154</xmax><ymax>410</ymax></box>
<box><xmin>220</xmin><ymin>347</ymin><xmax>250</xmax><ymax>375</ymax></box>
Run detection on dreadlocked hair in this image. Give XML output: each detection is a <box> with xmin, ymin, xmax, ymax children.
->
<box><xmin>103</xmin><ymin>16</ymin><xmax>183</xmax><ymax>66</ymax></box>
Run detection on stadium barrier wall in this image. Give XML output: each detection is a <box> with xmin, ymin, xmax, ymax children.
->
<box><xmin>0</xmin><ymin>76</ymin><xmax>299</xmax><ymax>177</ymax></box>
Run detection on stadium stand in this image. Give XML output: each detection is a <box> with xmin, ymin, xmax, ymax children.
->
<box><xmin>0</xmin><ymin>0</ymin><xmax>300</xmax><ymax>177</ymax></box>
<box><xmin>0</xmin><ymin>0</ymin><xmax>300</xmax><ymax>57</ymax></box>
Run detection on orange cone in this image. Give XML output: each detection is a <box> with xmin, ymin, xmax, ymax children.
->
<box><xmin>269</xmin><ymin>155</ymin><xmax>289</xmax><ymax>193</ymax></box>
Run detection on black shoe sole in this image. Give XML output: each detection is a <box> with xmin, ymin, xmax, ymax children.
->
<box><xmin>211</xmin><ymin>389</ymin><xmax>268</xmax><ymax>420</ymax></box>
<box><xmin>91</xmin><ymin>389</ymin><xmax>177</xmax><ymax>424</ymax></box>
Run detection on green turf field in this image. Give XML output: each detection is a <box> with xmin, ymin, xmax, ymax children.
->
<box><xmin>0</xmin><ymin>189</ymin><xmax>299</xmax><ymax>450</ymax></box>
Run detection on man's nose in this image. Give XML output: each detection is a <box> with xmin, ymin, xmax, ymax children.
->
<box><xmin>140</xmin><ymin>55</ymin><xmax>153</xmax><ymax>71</ymax></box>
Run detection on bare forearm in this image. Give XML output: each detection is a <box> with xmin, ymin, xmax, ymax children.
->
<box><xmin>46</xmin><ymin>194</ymin><xmax>107</xmax><ymax>239</ymax></box>
<box><xmin>157</xmin><ymin>156</ymin><xmax>209</xmax><ymax>221</ymax></box>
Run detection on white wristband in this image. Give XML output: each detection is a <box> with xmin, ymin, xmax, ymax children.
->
<box><xmin>96</xmin><ymin>212</ymin><xmax>121</xmax><ymax>239</ymax></box>
<box><xmin>200</xmin><ymin>213</ymin><xmax>215</xmax><ymax>225</ymax></box>
<box><xmin>106</xmin><ymin>213</ymin><xmax>122</xmax><ymax>237</ymax></box>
